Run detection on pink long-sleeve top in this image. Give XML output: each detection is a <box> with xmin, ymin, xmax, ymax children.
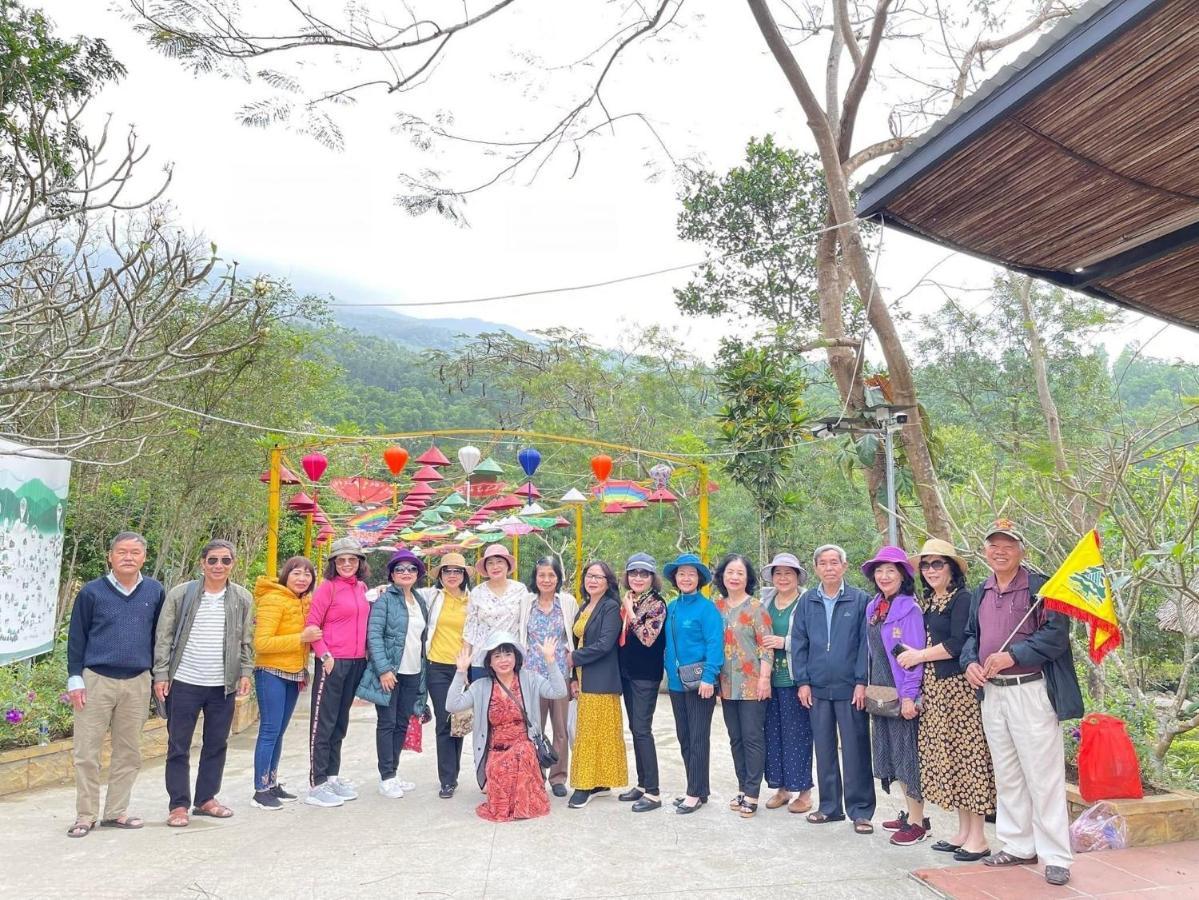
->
<box><xmin>306</xmin><ymin>576</ymin><xmax>369</xmax><ymax>660</ymax></box>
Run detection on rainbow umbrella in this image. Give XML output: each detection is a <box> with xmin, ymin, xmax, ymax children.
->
<box><xmin>347</xmin><ymin>507</ymin><xmax>393</xmax><ymax>531</ymax></box>
<box><xmin>593</xmin><ymin>479</ymin><xmax>649</xmax><ymax>504</ymax></box>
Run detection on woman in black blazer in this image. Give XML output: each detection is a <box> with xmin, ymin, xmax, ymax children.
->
<box><xmin>566</xmin><ymin>560</ymin><xmax>627</xmax><ymax>808</ymax></box>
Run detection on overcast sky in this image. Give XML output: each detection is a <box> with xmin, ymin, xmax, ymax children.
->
<box><xmin>35</xmin><ymin>0</ymin><xmax>1199</xmax><ymax>365</ymax></box>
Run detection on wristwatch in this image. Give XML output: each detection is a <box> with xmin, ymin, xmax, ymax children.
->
<box><xmin>321</xmin><ymin>652</ymin><xmax>333</xmax><ymax>664</ymax></box>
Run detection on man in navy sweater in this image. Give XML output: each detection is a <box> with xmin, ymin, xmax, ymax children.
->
<box><xmin>65</xmin><ymin>532</ymin><xmax>165</xmax><ymax>838</ymax></box>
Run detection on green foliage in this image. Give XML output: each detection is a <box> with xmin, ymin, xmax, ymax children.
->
<box><xmin>0</xmin><ymin>637</ymin><xmax>74</xmax><ymax>752</ymax></box>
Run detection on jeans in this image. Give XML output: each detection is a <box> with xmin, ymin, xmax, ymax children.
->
<box><xmin>165</xmin><ymin>679</ymin><xmax>235</xmax><ymax>810</ymax></box>
<box><xmin>621</xmin><ymin>677</ymin><xmax>660</xmax><ymax>794</ymax></box>
<box><xmin>253</xmin><ymin>669</ymin><xmax>300</xmax><ymax>791</ymax></box>
<box><xmin>309</xmin><ymin>657</ymin><xmax>368</xmax><ymax>786</ymax></box>
<box><xmin>722</xmin><ymin>698</ymin><xmax>767</xmax><ymax>797</ymax></box>
<box><xmin>375</xmin><ymin>672</ymin><xmax>422</xmax><ymax>780</ymax></box>
<box><xmin>426</xmin><ymin>661</ymin><xmax>464</xmax><ymax>788</ymax></box>
<box><xmin>669</xmin><ymin>690</ymin><xmax>715</xmax><ymax>799</ymax></box>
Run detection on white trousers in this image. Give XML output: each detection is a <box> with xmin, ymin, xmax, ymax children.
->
<box><xmin>981</xmin><ymin>679</ymin><xmax>1073</xmax><ymax>868</ymax></box>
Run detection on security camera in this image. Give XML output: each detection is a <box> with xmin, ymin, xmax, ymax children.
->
<box><xmin>894</xmin><ymin>413</ymin><xmax>909</xmax><ymax>425</ymax></box>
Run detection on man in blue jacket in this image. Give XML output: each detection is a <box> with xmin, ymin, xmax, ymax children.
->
<box><xmin>791</xmin><ymin>544</ymin><xmax>876</xmax><ymax>832</ymax></box>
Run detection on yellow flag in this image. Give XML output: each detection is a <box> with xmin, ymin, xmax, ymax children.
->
<box><xmin>1038</xmin><ymin>529</ymin><xmax>1121</xmax><ymax>663</ymax></box>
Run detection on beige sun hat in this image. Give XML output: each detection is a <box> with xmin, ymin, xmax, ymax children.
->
<box><xmin>430</xmin><ymin>551</ymin><xmax>469</xmax><ymax>583</ymax></box>
<box><xmin>908</xmin><ymin>538</ymin><xmax>968</xmax><ymax>577</ymax></box>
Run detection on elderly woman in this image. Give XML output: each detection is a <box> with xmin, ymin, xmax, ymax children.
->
<box><xmin>465</xmin><ymin>544</ymin><xmax>527</xmax><ymax>682</ymax></box>
<box><xmin>519</xmin><ymin>556</ymin><xmax>578</xmax><ymax>798</ymax></box>
<box><xmin>446</xmin><ymin>632</ymin><xmax>566</xmax><ymax>822</ymax></box>
<box><xmin>899</xmin><ymin>539</ymin><xmax>995</xmax><ymax>861</ymax></box>
<box><xmin>567</xmin><ymin>560</ymin><xmax>627</xmax><ymax>809</ymax></box>
<box><xmin>760</xmin><ymin>552</ymin><xmax>815</xmax><ymax>815</ymax></box>
<box><xmin>357</xmin><ymin>549</ymin><xmax>429</xmax><ymax>800</ymax></box>
<box><xmin>251</xmin><ymin>556</ymin><xmax>321</xmax><ymax>810</ymax></box>
<box><xmin>714</xmin><ymin>553</ymin><xmax>772</xmax><ymax>818</ymax></box>
<box><xmin>862</xmin><ymin>546</ymin><xmax>928</xmax><ymax>844</ymax></box>
<box><xmin>305</xmin><ymin>537</ymin><xmax>371</xmax><ymax>808</ymax></box>
<box><xmin>663</xmin><ymin>552</ymin><xmax>724</xmax><ymax>815</ymax></box>
<box><xmin>617</xmin><ymin>552</ymin><xmax>667</xmax><ymax>813</ymax></box>
<box><xmin>420</xmin><ymin>552</ymin><xmax>473</xmax><ymax>799</ymax></box>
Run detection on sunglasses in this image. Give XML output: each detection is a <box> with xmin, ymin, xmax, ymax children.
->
<box><xmin>440</xmin><ymin>567</ymin><xmax>465</xmax><ymax>576</ymax></box>
<box><xmin>205</xmin><ymin>556</ymin><xmax>233</xmax><ymax>566</ymax></box>
<box><xmin>627</xmin><ymin>569</ymin><xmax>652</xmax><ymax>577</ymax></box>
<box><xmin>919</xmin><ymin>559</ymin><xmax>948</xmax><ymax>571</ymax></box>
<box><xmin>393</xmin><ymin>564</ymin><xmax>419</xmax><ymax>574</ymax></box>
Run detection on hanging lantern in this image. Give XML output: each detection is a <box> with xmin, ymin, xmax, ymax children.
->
<box><xmin>383</xmin><ymin>446</ymin><xmax>409</xmax><ymax>476</ymax></box>
<box><xmin>301</xmin><ymin>452</ymin><xmax>328</xmax><ymax>482</ymax></box>
<box><xmin>517</xmin><ymin>447</ymin><xmax>542</xmax><ymax>477</ymax></box>
<box><xmin>590</xmin><ymin>454</ymin><xmax>613</xmax><ymax>482</ymax></box>
<box><xmin>457</xmin><ymin>445</ymin><xmax>481</xmax><ymax>474</ymax></box>
<box><xmin>649</xmin><ymin>463</ymin><xmax>673</xmax><ymax>490</ymax></box>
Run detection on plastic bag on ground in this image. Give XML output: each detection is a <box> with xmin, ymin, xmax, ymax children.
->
<box><xmin>1069</xmin><ymin>801</ymin><xmax>1128</xmax><ymax>853</ymax></box>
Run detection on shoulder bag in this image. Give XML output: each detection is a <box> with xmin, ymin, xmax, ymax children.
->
<box><xmin>495</xmin><ymin>677</ymin><xmax>558</xmax><ymax>768</ymax></box>
<box><xmin>669</xmin><ymin>608</ymin><xmax>705</xmax><ymax>692</ymax></box>
<box><xmin>864</xmin><ymin>630</ymin><xmax>902</xmax><ymax>718</ymax></box>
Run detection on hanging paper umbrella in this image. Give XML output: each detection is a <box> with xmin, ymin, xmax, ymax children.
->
<box><xmin>592</xmin><ymin>479</ymin><xmax>649</xmax><ymax>505</ymax></box>
<box><xmin>646</xmin><ymin>487</ymin><xmax>679</xmax><ymax>504</ymax></box>
<box><xmin>330</xmin><ymin>476</ymin><xmax>393</xmax><ymax>506</ymax></box>
<box><xmin>468</xmin><ymin>458</ymin><xmax>504</xmax><ymax>483</ymax></box>
<box><xmin>552</xmin><ymin>516</ymin><xmax>572</xmax><ymax>529</ymax></box>
<box><xmin>452</xmin><ymin>480</ymin><xmax>507</xmax><ymax>498</ymax></box>
<box><xmin>520</xmin><ymin>516</ymin><xmax>558</xmax><ymax>530</ymax></box>
<box><xmin>260</xmin><ymin>465</ymin><xmax>302</xmax><ymax>485</ymax></box>
<box><xmin>601</xmin><ymin>502</ymin><xmax>625</xmax><ymax>515</ymax></box>
<box><xmin>591</xmin><ymin>454</ymin><xmax>613</xmax><ymax>482</ymax></box>
<box><xmin>514</xmin><ymin>482</ymin><xmax>541</xmax><ymax>499</ymax></box>
<box><xmin>517</xmin><ymin>447</ymin><xmax>542</xmax><ymax>477</ymax></box>
<box><xmin>383</xmin><ymin>446</ymin><xmax>409</xmax><ymax>476</ymax></box>
<box><xmin>316</xmin><ymin>528</ymin><xmax>334</xmax><ymax>544</ymax></box>
<box><xmin>301</xmin><ymin>452</ymin><xmax>328</xmax><ymax>482</ymax></box>
<box><xmin>411</xmin><ymin>465</ymin><xmax>444</xmax><ymax>483</ymax></box>
<box><xmin>287</xmin><ymin>492</ymin><xmax>317</xmax><ymax>512</ymax></box>
<box><xmin>440</xmin><ymin>492</ymin><xmax>467</xmax><ymax>508</ymax></box>
<box><xmin>518</xmin><ymin>502</ymin><xmax>545</xmax><ymax>516</ymax></box>
<box><xmin>347</xmin><ymin>508</ymin><xmax>392</xmax><ymax>531</ymax></box>
<box><xmin>560</xmin><ymin>488</ymin><xmax>587</xmax><ymax>503</ymax></box>
<box><xmin>406</xmin><ymin>482</ymin><xmax>436</xmax><ymax>497</ymax></box>
<box><xmin>489</xmin><ymin>495</ymin><xmax>524</xmax><ymax>511</ymax></box>
<box><xmin>416</xmin><ymin>445</ymin><xmax>451</xmax><ymax>467</ymax></box>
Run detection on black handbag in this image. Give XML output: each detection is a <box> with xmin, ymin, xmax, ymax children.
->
<box><xmin>496</xmin><ymin>678</ymin><xmax>559</xmax><ymax>769</ymax></box>
<box><xmin>670</xmin><ymin>611</ymin><xmax>706</xmax><ymax>692</ymax></box>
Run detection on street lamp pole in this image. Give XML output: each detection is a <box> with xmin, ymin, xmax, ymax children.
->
<box><xmin>883</xmin><ymin>421</ymin><xmax>898</xmax><ymax>546</ymax></box>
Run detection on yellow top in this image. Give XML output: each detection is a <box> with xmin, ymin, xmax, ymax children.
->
<box><xmin>428</xmin><ymin>590</ymin><xmax>469</xmax><ymax>665</ymax></box>
<box><xmin>572</xmin><ymin>608</ymin><xmax>592</xmax><ymax>689</ymax></box>
<box><xmin>253</xmin><ymin>576</ymin><xmax>310</xmax><ymax>674</ymax></box>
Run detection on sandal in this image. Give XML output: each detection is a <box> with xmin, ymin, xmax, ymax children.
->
<box><xmin>167</xmin><ymin>807</ymin><xmax>190</xmax><ymax>828</ymax></box>
<box><xmin>853</xmin><ymin>818</ymin><xmax>874</xmax><ymax>834</ymax></box>
<box><xmin>738</xmin><ymin>799</ymin><xmax>759</xmax><ymax>819</ymax></box>
<box><xmin>100</xmin><ymin>816</ymin><xmax>144</xmax><ymax>829</ymax></box>
<box><xmin>727</xmin><ymin>793</ymin><xmax>745</xmax><ymax>811</ymax></box>
<box><xmin>66</xmin><ymin>820</ymin><xmax>94</xmax><ymax>838</ymax></box>
<box><xmin>983</xmin><ymin>850</ymin><xmax>1037</xmax><ymax>868</ymax></box>
<box><xmin>805</xmin><ymin>811</ymin><xmax>845</xmax><ymax>824</ymax></box>
<box><xmin>192</xmin><ymin>799</ymin><xmax>234</xmax><ymax>819</ymax></box>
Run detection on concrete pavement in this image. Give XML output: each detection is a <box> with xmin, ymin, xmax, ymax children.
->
<box><xmin>0</xmin><ymin>699</ymin><xmax>972</xmax><ymax>898</ymax></box>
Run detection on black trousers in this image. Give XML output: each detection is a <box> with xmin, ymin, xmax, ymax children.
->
<box><xmin>669</xmin><ymin>689</ymin><xmax>715</xmax><ymax>799</ymax></box>
<box><xmin>374</xmin><ymin>672</ymin><xmax>422</xmax><ymax>780</ymax></box>
<box><xmin>810</xmin><ymin>696</ymin><xmax>876</xmax><ymax>821</ymax></box>
<box><xmin>622</xmin><ymin>677</ymin><xmax>661</xmax><ymax>795</ymax></box>
<box><xmin>426</xmin><ymin>661</ymin><xmax>464</xmax><ymax>788</ymax></box>
<box><xmin>309</xmin><ymin>657</ymin><xmax>367</xmax><ymax>786</ymax></box>
<box><xmin>722</xmin><ymin>698</ymin><xmax>767</xmax><ymax>797</ymax></box>
<box><xmin>165</xmin><ymin>679</ymin><xmax>235</xmax><ymax>811</ymax></box>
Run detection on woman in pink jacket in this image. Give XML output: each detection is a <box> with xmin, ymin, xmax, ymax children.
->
<box><xmin>304</xmin><ymin>537</ymin><xmax>371</xmax><ymax>808</ymax></box>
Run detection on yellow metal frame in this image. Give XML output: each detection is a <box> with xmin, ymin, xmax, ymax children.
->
<box><xmin>264</xmin><ymin>429</ymin><xmax>710</xmax><ymax>581</ymax></box>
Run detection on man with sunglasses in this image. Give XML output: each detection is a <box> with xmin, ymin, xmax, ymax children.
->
<box><xmin>153</xmin><ymin>539</ymin><xmax>254</xmax><ymax>827</ymax></box>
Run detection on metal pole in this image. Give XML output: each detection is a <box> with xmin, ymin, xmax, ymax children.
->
<box><xmin>266</xmin><ymin>446</ymin><xmax>282</xmax><ymax>580</ymax></box>
<box><xmin>883</xmin><ymin>423</ymin><xmax>898</xmax><ymax>546</ymax></box>
<box><xmin>512</xmin><ymin>534</ymin><xmax>520</xmax><ymax>578</ymax></box>
<box><xmin>574</xmin><ymin>504</ymin><xmax>584</xmax><ymax>596</ymax></box>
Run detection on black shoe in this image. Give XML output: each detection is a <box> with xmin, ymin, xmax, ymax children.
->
<box><xmin>270</xmin><ymin>784</ymin><xmax>297</xmax><ymax>802</ymax></box>
<box><xmin>618</xmin><ymin>787</ymin><xmax>644</xmax><ymax>802</ymax></box>
<box><xmin>673</xmin><ymin>796</ymin><xmax>707</xmax><ymax>807</ymax></box>
<box><xmin>438</xmin><ymin>784</ymin><xmax>455</xmax><ymax>799</ymax></box>
<box><xmin>568</xmin><ymin>790</ymin><xmax>592</xmax><ymax>809</ymax></box>
<box><xmin>632</xmin><ymin>796</ymin><xmax>662</xmax><ymax>812</ymax></box>
<box><xmin>251</xmin><ymin>790</ymin><xmax>283</xmax><ymax>810</ymax></box>
<box><xmin>932</xmin><ymin>840</ymin><xmax>962</xmax><ymax>853</ymax></box>
<box><xmin>590</xmin><ymin>786</ymin><xmax>611</xmax><ymax>797</ymax></box>
<box><xmin>551</xmin><ymin>784</ymin><xmax>568</xmax><ymax>798</ymax></box>
<box><xmin>954</xmin><ymin>848</ymin><xmax>992</xmax><ymax>862</ymax></box>
<box><xmin>1044</xmin><ymin>865</ymin><xmax>1070</xmax><ymax>886</ymax></box>
<box><xmin>676</xmin><ymin>799</ymin><xmax>703</xmax><ymax>815</ymax></box>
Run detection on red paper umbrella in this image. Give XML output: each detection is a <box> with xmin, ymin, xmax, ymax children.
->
<box><xmin>313</xmin><ymin>512</ymin><xmax>331</xmax><ymax>527</ymax></box>
<box><xmin>260</xmin><ymin>465</ymin><xmax>301</xmax><ymax>486</ymax></box>
<box><xmin>591</xmin><ymin>454</ymin><xmax>613</xmax><ymax>482</ymax></box>
<box><xmin>316</xmin><ymin>528</ymin><xmax>334</xmax><ymax>544</ymax></box>
<box><xmin>622</xmin><ymin>499</ymin><xmax>648</xmax><ymax>510</ymax></box>
<box><xmin>646</xmin><ymin>488</ymin><xmax>679</xmax><ymax>504</ymax></box>
<box><xmin>416</xmin><ymin>446</ymin><xmax>451</xmax><ymax>467</ymax></box>
<box><xmin>553</xmin><ymin>516</ymin><xmax>572</xmax><ymax>529</ymax></box>
<box><xmin>490</xmin><ymin>495</ymin><xmax>524</xmax><ymax>510</ymax></box>
<box><xmin>383</xmin><ymin>446</ymin><xmax>409</xmax><ymax>476</ymax></box>
<box><xmin>451</xmin><ymin>480</ymin><xmax>508</xmax><ymax>499</ymax></box>
<box><xmin>287</xmin><ymin>491</ymin><xmax>316</xmax><ymax>512</ymax></box>
<box><xmin>514</xmin><ymin>482</ymin><xmax>541</xmax><ymax>499</ymax></box>
<box><xmin>301</xmin><ymin>453</ymin><xmax>328</xmax><ymax>482</ymax></box>
<box><xmin>329</xmin><ymin>476</ymin><xmax>393</xmax><ymax>506</ymax></box>
<box><xmin>411</xmin><ymin>465</ymin><xmax>444</xmax><ymax>483</ymax></box>
<box><xmin>601</xmin><ymin>502</ymin><xmax>625</xmax><ymax>515</ymax></box>
<box><xmin>406</xmin><ymin>482</ymin><xmax>437</xmax><ymax>497</ymax></box>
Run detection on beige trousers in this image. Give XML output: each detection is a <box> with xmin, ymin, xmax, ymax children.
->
<box><xmin>981</xmin><ymin>679</ymin><xmax>1073</xmax><ymax>868</ymax></box>
<box><xmin>73</xmin><ymin>669</ymin><xmax>151</xmax><ymax>822</ymax></box>
<box><xmin>539</xmin><ymin>695</ymin><xmax>570</xmax><ymax>786</ymax></box>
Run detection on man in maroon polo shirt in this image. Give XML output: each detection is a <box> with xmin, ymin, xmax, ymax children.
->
<box><xmin>961</xmin><ymin>519</ymin><xmax>1082</xmax><ymax>888</ymax></box>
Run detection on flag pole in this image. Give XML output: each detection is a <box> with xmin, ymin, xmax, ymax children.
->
<box><xmin>998</xmin><ymin>594</ymin><xmax>1045</xmax><ymax>653</ymax></box>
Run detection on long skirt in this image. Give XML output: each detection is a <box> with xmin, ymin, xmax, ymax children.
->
<box><xmin>569</xmin><ymin>692</ymin><xmax>627</xmax><ymax>790</ymax></box>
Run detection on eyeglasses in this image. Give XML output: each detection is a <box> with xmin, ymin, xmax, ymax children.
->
<box><xmin>584</xmin><ymin>573</ymin><xmax>605</xmax><ymax>581</ymax></box>
<box><xmin>393</xmin><ymin>564</ymin><xmax>419</xmax><ymax>574</ymax></box>
<box><xmin>440</xmin><ymin>567</ymin><xmax>465</xmax><ymax>576</ymax></box>
<box><xmin>919</xmin><ymin>559</ymin><xmax>948</xmax><ymax>571</ymax></box>
<box><xmin>205</xmin><ymin>556</ymin><xmax>233</xmax><ymax>566</ymax></box>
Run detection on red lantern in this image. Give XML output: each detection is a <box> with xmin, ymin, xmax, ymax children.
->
<box><xmin>591</xmin><ymin>454</ymin><xmax>613</xmax><ymax>482</ymax></box>
<box><xmin>301</xmin><ymin>452</ymin><xmax>328</xmax><ymax>483</ymax></box>
<box><xmin>383</xmin><ymin>446</ymin><xmax>408</xmax><ymax>476</ymax></box>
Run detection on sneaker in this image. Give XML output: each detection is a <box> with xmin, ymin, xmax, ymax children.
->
<box><xmin>378</xmin><ymin>778</ymin><xmax>405</xmax><ymax>799</ymax></box>
<box><xmin>589</xmin><ymin>786</ymin><xmax>611</xmax><ymax>798</ymax></box>
<box><xmin>396</xmin><ymin>779</ymin><xmax>416</xmax><ymax>792</ymax></box>
<box><xmin>438</xmin><ymin>784</ymin><xmax>455</xmax><ymax>799</ymax></box>
<box><xmin>329</xmin><ymin>777</ymin><xmax>358</xmax><ymax>801</ymax></box>
<box><xmin>890</xmin><ymin>822</ymin><xmax>928</xmax><ymax>845</ymax></box>
<box><xmin>882</xmin><ymin>810</ymin><xmax>909</xmax><ymax>832</ymax></box>
<box><xmin>552</xmin><ymin>784</ymin><xmax>568</xmax><ymax>798</ymax></box>
<box><xmin>305</xmin><ymin>782</ymin><xmax>344</xmax><ymax>808</ymax></box>
<box><xmin>270</xmin><ymin>784</ymin><xmax>298</xmax><ymax>802</ymax></box>
<box><xmin>251</xmin><ymin>790</ymin><xmax>283</xmax><ymax>810</ymax></box>
<box><xmin>568</xmin><ymin>789</ymin><xmax>592</xmax><ymax>809</ymax></box>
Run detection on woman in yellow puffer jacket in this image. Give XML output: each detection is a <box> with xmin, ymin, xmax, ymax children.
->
<box><xmin>252</xmin><ymin>556</ymin><xmax>321</xmax><ymax>809</ymax></box>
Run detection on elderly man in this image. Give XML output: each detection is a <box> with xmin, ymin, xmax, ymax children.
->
<box><xmin>962</xmin><ymin>520</ymin><xmax>1082</xmax><ymax>887</ymax></box>
<box><xmin>153</xmin><ymin>539</ymin><xmax>254</xmax><ymax>827</ymax></box>
<box><xmin>65</xmin><ymin>532</ymin><xmax>165</xmax><ymax>838</ymax></box>
<box><xmin>791</xmin><ymin>544</ymin><xmax>876</xmax><ymax>833</ymax></box>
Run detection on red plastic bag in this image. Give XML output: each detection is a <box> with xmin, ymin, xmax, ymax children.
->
<box><xmin>403</xmin><ymin>714</ymin><xmax>423</xmax><ymax>752</ymax></box>
<box><xmin>1078</xmin><ymin>713</ymin><xmax>1142</xmax><ymax>802</ymax></box>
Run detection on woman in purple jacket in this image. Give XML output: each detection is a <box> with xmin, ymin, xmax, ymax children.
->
<box><xmin>861</xmin><ymin>546</ymin><xmax>928</xmax><ymax>846</ymax></box>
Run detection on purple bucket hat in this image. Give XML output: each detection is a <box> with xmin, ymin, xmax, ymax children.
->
<box><xmin>387</xmin><ymin>548</ymin><xmax>426</xmax><ymax>580</ymax></box>
<box><xmin>860</xmin><ymin>545</ymin><xmax>914</xmax><ymax>581</ymax></box>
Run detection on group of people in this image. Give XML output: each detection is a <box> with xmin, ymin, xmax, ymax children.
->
<box><xmin>63</xmin><ymin>519</ymin><xmax>1080</xmax><ymax>886</ymax></box>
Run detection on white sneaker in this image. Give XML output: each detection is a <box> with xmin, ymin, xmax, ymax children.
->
<box><xmin>328</xmin><ymin>777</ymin><xmax>358</xmax><ymax>801</ymax></box>
<box><xmin>396</xmin><ymin>778</ymin><xmax>416</xmax><ymax>792</ymax></box>
<box><xmin>378</xmin><ymin>777</ymin><xmax>405</xmax><ymax>799</ymax></box>
<box><xmin>305</xmin><ymin>782</ymin><xmax>344</xmax><ymax>807</ymax></box>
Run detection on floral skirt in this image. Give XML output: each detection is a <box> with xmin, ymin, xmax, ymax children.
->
<box><xmin>569</xmin><ymin>693</ymin><xmax>627</xmax><ymax>790</ymax></box>
<box><xmin>919</xmin><ymin>668</ymin><xmax>995</xmax><ymax>816</ymax></box>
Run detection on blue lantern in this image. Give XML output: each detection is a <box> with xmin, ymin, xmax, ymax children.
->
<box><xmin>517</xmin><ymin>446</ymin><xmax>542</xmax><ymax>477</ymax></box>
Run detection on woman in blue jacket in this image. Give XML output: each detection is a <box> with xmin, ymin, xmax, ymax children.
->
<box><xmin>357</xmin><ymin>549</ymin><xmax>429</xmax><ymax>800</ymax></box>
<box><xmin>662</xmin><ymin>553</ymin><xmax>723</xmax><ymax>815</ymax></box>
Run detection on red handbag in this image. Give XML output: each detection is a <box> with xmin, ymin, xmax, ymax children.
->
<box><xmin>402</xmin><ymin>714</ymin><xmax>423</xmax><ymax>752</ymax></box>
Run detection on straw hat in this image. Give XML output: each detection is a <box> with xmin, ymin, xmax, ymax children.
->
<box><xmin>908</xmin><ymin>538</ymin><xmax>968</xmax><ymax>577</ymax></box>
<box><xmin>430</xmin><ymin>551</ymin><xmax>468</xmax><ymax>582</ymax></box>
